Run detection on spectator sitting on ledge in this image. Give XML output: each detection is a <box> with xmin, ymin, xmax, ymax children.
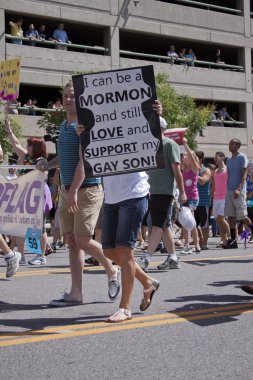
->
<box><xmin>185</xmin><ymin>48</ymin><xmax>196</xmax><ymax>66</ymax></box>
<box><xmin>24</xmin><ymin>24</ymin><xmax>40</xmax><ymax>46</ymax></box>
<box><xmin>53</xmin><ymin>22</ymin><xmax>71</xmax><ymax>50</ymax></box>
<box><xmin>166</xmin><ymin>45</ymin><xmax>178</xmax><ymax>65</ymax></box>
<box><xmin>179</xmin><ymin>48</ymin><xmax>187</xmax><ymax>64</ymax></box>
<box><xmin>53</xmin><ymin>98</ymin><xmax>63</xmax><ymax>110</ymax></box>
<box><xmin>9</xmin><ymin>18</ymin><xmax>23</xmax><ymax>45</ymax></box>
<box><xmin>38</xmin><ymin>24</ymin><xmax>48</xmax><ymax>41</ymax></box>
<box><xmin>215</xmin><ymin>49</ymin><xmax>225</xmax><ymax>65</ymax></box>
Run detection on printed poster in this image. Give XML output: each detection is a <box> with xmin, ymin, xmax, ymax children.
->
<box><xmin>0</xmin><ymin>58</ymin><xmax>21</xmax><ymax>100</ymax></box>
<box><xmin>72</xmin><ymin>65</ymin><xmax>165</xmax><ymax>177</ymax></box>
<box><xmin>0</xmin><ymin>170</ymin><xmax>44</xmax><ymax>237</ymax></box>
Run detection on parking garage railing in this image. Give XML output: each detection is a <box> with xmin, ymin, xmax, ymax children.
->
<box><xmin>157</xmin><ymin>0</ymin><xmax>242</xmax><ymax>15</ymax></box>
<box><xmin>5</xmin><ymin>34</ymin><xmax>109</xmax><ymax>54</ymax></box>
<box><xmin>5</xmin><ymin>34</ymin><xmax>243</xmax><ymax>72</ymax></box>
<box><xmin>10</xmin><ymin>107</ymin><xmax>245</xmax><ymax>127</ymax></box>
<box><xmin>120</xmin><ymin>50</ymin><xmax>244</xmax><ymax>72</ymax></box>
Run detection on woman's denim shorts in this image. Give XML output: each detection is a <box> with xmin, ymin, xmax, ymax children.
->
<box><xmin>102</xmin><ymin>195</ymin><xmax>148</xmax><ymax>249</ymax></box>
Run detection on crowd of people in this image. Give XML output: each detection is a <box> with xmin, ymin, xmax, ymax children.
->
<box><xmin>9</xmin><ymin>18</ymin><xmax>71</xmax><ymax>49</ymax></box>
<box><xmin>7</xmin><ymin>97</ymin><xmax>63</xmax><ymax>115</ymax></box>
<box><xmin>1</xmin><ymin>80</ymin><xmax>253</xmax><ymax>322</ymax></box>
<box><xmin>167</xmin><ymin>45</ymin><xmax>227</xmax><ymax>67</ymax></box>
<box><xmin>8</xmin><ymin>17</ymin><xmax>232</xmax><ymax>70</ymax></box>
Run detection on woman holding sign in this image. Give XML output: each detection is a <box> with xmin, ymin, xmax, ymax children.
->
<box><xmin>4</xmin><ymin>111</ymin><xmax>52</xmax><ymax>265</ymax></box>
<box><xmin>74</xmin><ymin>100</ymin><xmax>162</xmax><ymax>323</ymax></box>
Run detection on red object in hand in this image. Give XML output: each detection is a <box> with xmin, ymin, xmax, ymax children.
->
<box><xmin>234</xmin><ymin>189</ymin><xmax>240</xmax><ymax>199</ymax></box>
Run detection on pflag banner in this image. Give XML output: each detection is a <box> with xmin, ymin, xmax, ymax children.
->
<box><xmin>0</xmin><ymin>58</ymin><xmax>21</xmax><ymax>100</ymax></box>
<box><xmin>0</xmin><ymin>170</ymin><xmax>45</xmax><ymax>237</ymax></box>
<box><xmin>72</xmin><ymin>65</ymin><xmax>165</xmax><ymax>178</ymax></box>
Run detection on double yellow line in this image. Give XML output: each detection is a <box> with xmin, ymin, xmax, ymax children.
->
<box><xmin>1</xmin><ymin>303</ymin><xmax>253</xmax><ymax>347</ymax></box>
<box><xmin>1</xmin><ymin>253</ymin><xmax>253</xmax><ymax>279</ymax></box>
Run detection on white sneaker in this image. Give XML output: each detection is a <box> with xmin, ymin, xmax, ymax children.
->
<box><xmin>5</xmin><ymin>251</ymin><xmax>21</xmax><ymax>278</ymax></box>
<box><xmin>28</xmin><ymin>255</ymin><xmax>46</xmax><ymax>265</ymax></box>
<box><xmin>20</xmin><ymin>254</ymin><xmax>26</xmax><ymax>265</ymax></box>
<box><xmin>180</xmin><ymin>247</ymin><xmax>193</xmax><ymax>255</ymax></box>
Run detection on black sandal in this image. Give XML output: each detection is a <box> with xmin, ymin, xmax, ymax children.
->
<box><xmin>85</xmin><ymin>257</ymin><xmax>100</xmax><ymax>266</ymax></box>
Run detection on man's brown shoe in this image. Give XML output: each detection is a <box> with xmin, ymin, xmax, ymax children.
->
<box><xmin>241</xmin><ymin>285</ymin><xmax>253</xmax><ymax>295</ymax></box>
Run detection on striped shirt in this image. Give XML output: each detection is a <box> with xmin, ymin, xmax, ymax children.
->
<box><xmin>57</xmin><ymin>120</ymin><xmax>101</xmax><ymax>186</ymax></box>
<box><xmin>197</xmin><ymin>166</ymin><xmax>211</xmax><ymax>207</ymax></box>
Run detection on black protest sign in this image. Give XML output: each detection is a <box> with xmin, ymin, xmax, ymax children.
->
<box><xmin>72</xmin><ymin>65</ymin><xmax>165</xmax><ymax>178</ymax></box>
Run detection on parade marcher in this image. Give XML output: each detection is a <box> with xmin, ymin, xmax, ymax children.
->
<box><xmin>223</xmin><ymin>139</ymin><xmax>253</xmax><ymax>248</ymax></box>
<box><xmin>211</xmin><ymin>152</ymin><xmax>230</xmax><ymax>247</ymax></box>
<box><xmin>136</xmin><ymin>117</ymin><xmax>187</xmax><ymax>271</ymax></box>
<box><xmin>0</xmin><ymin>235</ymin><xmax>21</xmax><ymax>277</ymax></box>
<box><xmin>195</xmin><ymin>151</ymin><xmax>212</xmax><ymax>250</ymax></box>
<box><xmin>4</xmin><ymin>112</ymin><xmax>51</xmax><ymax>265</ymax></box>
<box><xmin>180</xmin><ymin>138</ymin><xmax>201</xmax><ymax>254</ymax></box>
<box><xmin>36</xmin><ymin>80</ymin><xmax>121</xmax><ymax>306</ymax></box>
<box><xmin>73</xmin><ymin>101</ymin><xmax>163</xmax><ymax>322</ymax></box>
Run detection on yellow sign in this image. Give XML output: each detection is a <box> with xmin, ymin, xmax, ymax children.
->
<box><xmin>0</xmin><ymin>58</ymin><xmax>21</xmax><ymax>100</ymax></box>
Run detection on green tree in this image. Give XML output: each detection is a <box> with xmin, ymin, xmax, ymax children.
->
<box><xmin>37</xmin><ymin>109</ymin><xmax>66</xmax><ymax>137</ymax></box>
<box><xmin>0</xmin><ymin>102</ymin><xmax>22</xmax><ymax>158</ymax></box>
<box><xmin>156</xmin><ymin>73</ymin><xmax>213</xmax><ymax>149</ymax></box>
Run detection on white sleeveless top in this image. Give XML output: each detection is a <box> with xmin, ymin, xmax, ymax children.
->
<box><xmin>103</xmin><ymin>172</ymin><xmax>150</xmax><ymax>204</ymax></box>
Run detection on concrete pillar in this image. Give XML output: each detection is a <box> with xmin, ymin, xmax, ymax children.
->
<box><xmin>242</xmin><ymin>0</ymin><xmax>251</xmax><ymax>37</ymax></box>
<box><xmin>244</xmin><ymin>47</ymin><xmax>252</xmax><ymax>93</ymax></box>
<box><xmin>0</xmin><ymin>9</ymin><xmax>5</xmax><ymax>61</ymax></box>
<box><xmin>245</xmin><ymin>102</ymin><xmax>253</xmax><ymax>149</ymax></box>
<box><xmin>104</xmin><ymin>26</ymin><xmax>120</xmax><ymax>69</ymax></box>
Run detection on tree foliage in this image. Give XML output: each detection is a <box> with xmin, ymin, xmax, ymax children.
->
<box><xmin>0</xmin><ymin>102</ymin><xmax>22</xmax><ymax>158</ymax></box>
<box><xmin>37</xmin><ymin>109</ymin><xmax>66</xmax><ymax>136</ymax></box>
<box><xmin>156</xmin><ymin>73</ymin><xmax>213</xmax><ymax>149</ymax></box>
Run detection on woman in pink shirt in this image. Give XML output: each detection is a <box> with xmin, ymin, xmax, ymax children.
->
<box><xmin>181</xmin><ymin>138</ymin><xmax>201</xmax><ymax>254</ymax></box>
<box><xmin>211</xmin><ymin>152</ymin><xmax>230</xmax><ymax>247</ymax></box>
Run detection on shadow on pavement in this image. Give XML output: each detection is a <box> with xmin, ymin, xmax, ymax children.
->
<box><xmin>164</xmin><ymin>293</ymin><xmax>253</xmax><ymax>327</ymax></box>
<box><xmin>182</xmin><ymin>258</ymin><xmax>253</xmax><ymax>267</ymax></box>
<box><xmin>207</xmin><ymin>280</ymin><xmax>253</xmax><ymax>288</ymax></box>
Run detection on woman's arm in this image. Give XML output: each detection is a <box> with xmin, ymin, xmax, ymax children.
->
<box><xmin>183</xmin><ymin>137</ymin><xmax>199</xmax><ymax>173</ymax></box>
<box><xmin>4</xmin><ymin>113</ymin><xmax>27</xmax><ymax>160</ymax></box>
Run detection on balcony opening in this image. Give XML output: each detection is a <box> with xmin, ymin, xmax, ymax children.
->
<box><xmin>16</xmin><ymin>84</ymin><xmax>63</xmax><ymax>112</ymax></box>
<box><xmin>5</xmin><ymin>13</ymin><xmax>106</xmax><ymax>55</ymax></box>
<box><xmin>155</xmin><ymin>0</ymin><xmax>241</xmax><ymax>15</ymax></box>
<box><xmin>195</xmin><ymin>100</ymin><xmax>245</xmax><ymax>128</ymax></box>
<box><xmin>120</xmin><ymin>31</ymin><xmax>241</xmax><ymax>69</ymax></box>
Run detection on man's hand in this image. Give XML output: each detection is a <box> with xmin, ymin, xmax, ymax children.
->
<box><xmin>76</xmin><ymin>124</ymin><xmax>85</xmax><ymax>136</ymax></box>
<box><xmin>179</xmin><ymin>191</ymin><xmax>187</xmax><ymax>204</ymax></box>
<box><xmin>67</xmin><ymin>189</ymin><xmax>79</xmax><ymax>213</ymax></box>
<box><xmin>152</xmin><ymin>100</ymin><xmax>163</xmax><ymax>115</ymax></box>
<box><xmin>36</xmin><ymin>157</ymin><xmax>49</xmax><ymax>172</ymax></box>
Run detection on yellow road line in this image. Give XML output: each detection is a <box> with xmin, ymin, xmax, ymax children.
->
<box><xmin>1</xmin><ymin>254</ymin><xmax>253</xmax><ymax>278</ymax></box>
<box><xmin>0</xmin><ymin>307</ymin><xmax>252</xmax><ymax>347</ymax></box>
<box><xmin>1</xmin><ymin>302</ymin><xmax>253</xmax><ymax>340</ymax></box>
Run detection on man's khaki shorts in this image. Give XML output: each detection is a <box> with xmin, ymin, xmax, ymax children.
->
<box><xmin>224</xmin><ymin>190</ymin><xmax>247</xmax><ymax>220</ymax></box>
<box><xmin>58</xmin><ymin>185</ymin><xmax>104</xmax><ymax>236</ymax></box>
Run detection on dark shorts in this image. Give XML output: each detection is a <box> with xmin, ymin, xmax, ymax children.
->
<box><xmin>194</xmin><ymin>206</ymin><xmax>210</xmax><ymax>228</ymax></box>
<box><xmin>149</xmin><ymin>194</ymin><xmax>174</xmax><ymax>229</ymax></box>
<box><xmin>102</xmin><ymin>195</ymin><xmax>148</xmax><ymax>249</ymax></box>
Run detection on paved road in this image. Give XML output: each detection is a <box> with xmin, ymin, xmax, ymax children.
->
<box><xmin>1</xmin><ymin>238</ymin><xmax>253</xmax><ymax>380</ymax></box>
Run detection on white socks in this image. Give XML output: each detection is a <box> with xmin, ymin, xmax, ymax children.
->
<box><xmin>5</xmin><ymin>251</ymin><xmax>14</xmax><ymax>259</ymax></box>
<box><xmin>168</xmin><ymin>253</ymin><xmax>178</xmax><ymax>261</ymax></box>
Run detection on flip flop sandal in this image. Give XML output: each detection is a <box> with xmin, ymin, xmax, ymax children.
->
<box><xmin>85</xmin><ymin>257</ymin><xmax>100</xmax><ymax>266</ymax></box>
<box><xmin>106</xmin><ymin>308</ymin><xmax>132</xmax><ymax>323</ymax></box>
<box><xmin>140</xmin><ymin>279</ymin><xmax>160</xmax><ymax>311</ymax></box>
